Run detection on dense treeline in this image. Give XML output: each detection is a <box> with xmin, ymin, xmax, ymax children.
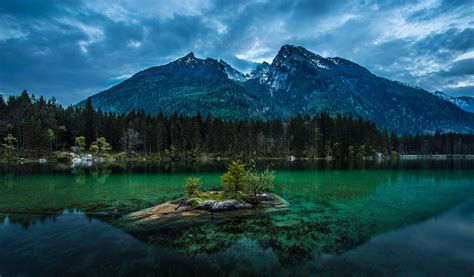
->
<box><xmin>1</xmin><ymin>91</ymin><xmax>473</xmax><ymax>159</ymax></box>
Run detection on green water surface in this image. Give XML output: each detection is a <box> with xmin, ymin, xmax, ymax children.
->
<box><xmin>0</xmin><ymin>160</ymin><xmax>473</xmax><ymax>276</ymax></box>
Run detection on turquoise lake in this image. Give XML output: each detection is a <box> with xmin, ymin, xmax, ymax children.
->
<box><xmin>0</xmin><ymin>160</ymin><xmax>473</xmax><ymax>276</ymax></box>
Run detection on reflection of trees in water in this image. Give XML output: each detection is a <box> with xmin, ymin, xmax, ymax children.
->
<box><xmin>3</xmin><ymin>173</ymin><xmax>15</xmax><ymax>189</ymax></box>
<box><xmin>2</xmin><ymin>159</ymin><xmax>474</xmax><ymax>175</ymax></box>
<box><xmin>1</xmin><ymin>213</ymin><xmax>59</xmax><ymax>229</ymax></box>
<box><xmin>0</xmin><ymin>210</ymin><xmax>96</xmax><ymax>230</ymax></box>
<box><xmin>71</xmin><ymin>165</ymin><xmax>113</xmax><ymax>185</ymax></box>
<box><xmin>90</xmin><ymin>168</ymin><xmax>112</xmax><ymax>184</ymax></box>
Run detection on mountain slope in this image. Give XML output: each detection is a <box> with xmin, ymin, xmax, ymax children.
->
<box><xmin>82</xmin><ymin>45</ymin><xmax>474</xmax><ymax>134</ymax></box>
<box><xmin>433</xmin><ymin>91</ymin><xmax>474</xmax><ymax>113</ymax></box>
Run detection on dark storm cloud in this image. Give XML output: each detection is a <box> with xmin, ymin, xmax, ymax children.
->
<box><xmin>0</xmin><ymin>0</ymin><xmax>79</xmax><ymax>18</ymax></box>
<box><xmin>0</xmin><ymin>0</ymin><xmax>473</xmax><ymax>104</ymax></box>
<box><xmin>440</xmin><ymin>59</ymin><xmax>474</xmax><ymax>77</ymax></box>
<box><xmin>415</xmin><ymin>28</ymin><xmax>474</xmax><ymax>53</ymax></box>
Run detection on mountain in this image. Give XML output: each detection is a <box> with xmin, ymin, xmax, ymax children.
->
<box><xmin>85</xmin><ymin>52</ymin><xmax>274</xmax><ymax>118</ymax></box>
<box><xmin>241</xmin><ymin>45</ymin><xmax>474</xmax><ymax>133</ymax></box>
<box><xmin>81</xmin><ymin>45</ymin><xmax>474</xmax><ymax>134</ymax></box>
<box><xmin>433</xmin><ymin>91</ymin><xmax>474</xmax><ymax>113</ymax></box>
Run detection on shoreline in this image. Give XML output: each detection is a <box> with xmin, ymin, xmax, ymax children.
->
<box><xmin>399</xmin><ymin>154</ymin><xmax>474</xmax><ymax>160</ymax></box>
<box><xmin>3</xmin><ymin>154</ymin><xmax>474</xmax><ymax>165</ymax></box>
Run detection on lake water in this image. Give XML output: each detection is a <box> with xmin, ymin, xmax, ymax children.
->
<box><xmin>1</xmin><ymin>160</ymin><xmax>473</xmax><ymax>276</ymax></box>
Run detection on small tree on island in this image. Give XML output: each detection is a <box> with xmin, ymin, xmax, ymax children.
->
<box><xmin>182</xmin><ymin>161</ymin><xmax>276</xmax><ymax>204</ymax></box>
<box><xmin>184</xmin><ymin>176</ymin><xmax>202</xmax><ymax>198</ymax></box>
<box><xmin>245</xmin><ymin>168</ymin><xmax>275</xmax><ymax>201</ymax></box>
<box><xmin>221</xmin><ymin>160</ymin><xmax>247</xmax><ymax>195</ymax></box>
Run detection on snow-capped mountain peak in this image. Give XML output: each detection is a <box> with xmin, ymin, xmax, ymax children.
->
<box><xmin>272</xmin><ymin>44</ymin><xmax>330</xmax><ymax>71</ymax></box>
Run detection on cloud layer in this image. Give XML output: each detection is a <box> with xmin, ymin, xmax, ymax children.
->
<box><xmin>0</xmin><ymin>0</ymin><xmax>473</xmax><ymax>104</ymax></box>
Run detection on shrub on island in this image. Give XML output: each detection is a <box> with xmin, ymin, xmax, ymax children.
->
<box><xmin>184</xmin><ymin>176</ymin><xmax>202</xmax><ymax>198</ymax></box>
<box><xmin>183</xmin><ymin>160</ymin><xmax>276</xmax><ymax>211</ymax></box>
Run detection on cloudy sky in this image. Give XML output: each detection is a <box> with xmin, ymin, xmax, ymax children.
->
<box><xmin>0</xmin><ymin>0</ymin><xmax>473</xmax><ymax>104</ymax></box>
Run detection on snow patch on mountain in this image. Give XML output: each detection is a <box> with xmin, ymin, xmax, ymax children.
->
<box><xmin>328</xmin><ymin>58</ymin><xmax>340</xmax><ymax>65</ymax></box>
<box><xmin>310</xmin><ymin>57</ymin><xmax>329</xmax><ymax>69</ymax></box>
<box><xmin>433</xmin><ymin>91</ymin><xmax>474</xmax><ymax>113</ymax></box>
<box><xmin>219</xmin><ymin>60</ymin><xmax>248</xmax><ymax>82</ymax></box>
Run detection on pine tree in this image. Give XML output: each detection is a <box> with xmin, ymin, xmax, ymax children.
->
<box><xmin>83</xmin><ymin>97</ymin><xmax>96</xmax><ymax>145</ymax></box>
<box><xmin>221</xmin><ymin>161</ymin><xmax>247</xmax><ymax>195</ymax></box>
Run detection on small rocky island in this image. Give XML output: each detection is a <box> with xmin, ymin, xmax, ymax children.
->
<box><xmin>125</xmin><ymin>161</ymin><xmax>289</xmax><ymax>225</ymax></box>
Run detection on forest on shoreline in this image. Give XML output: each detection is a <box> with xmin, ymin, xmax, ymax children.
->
<box><xmin>1</xmin><ymin>91</ymin><xmax>474</xmax><ymax>161</ymax></box>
